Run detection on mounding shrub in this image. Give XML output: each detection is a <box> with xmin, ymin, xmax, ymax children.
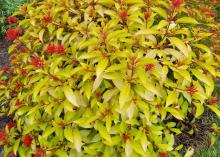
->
<box><xmin>0</xmin><ymin>0</ymin><xmax>220</xmax><ymax>156</ymax></box>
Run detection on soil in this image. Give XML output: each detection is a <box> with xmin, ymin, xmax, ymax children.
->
<box><xmin>0</xmin><ymin>37</ymin><xmax>11</xmax><ymax>156</ymax></box>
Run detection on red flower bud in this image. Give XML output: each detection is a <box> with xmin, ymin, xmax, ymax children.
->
<box><xmin>186</xmin><ymin>86</ymin><xmax>198</xmax><ymax>95</ymax></box>
<box><xmin>31</xmin><ymin>57</ymin><xmax>44</xmax><ymax>68</ymax></box>
<box><xmin>8</xmin><ymin>16</ymin><xmax>19</xmax><ymax>23</ymax></box>
<box><xmin>10</xmin><ymin>55</ymin><xmax>17</xmax><ymax>61</ymax></box>
<box><xmin>14</xmin><ymin>82</ymin><xmax>22</xmax><ymax>89</ymax></box>
<box><xmin>34</xmin><ymin>148</ymin><xmax>46</xmax><ymax>157</ymax></box>
<box><xmin>9</xmin><ymin>151</ymin><xmax>16</xmax><ymax>157</ymax></box>
<box><xmin>158</xmin><ymin>152</ymin><xmax>168</xmax><ymax>157</ymax></box>
<box><xmin>2</xmin><ymin>66</ymin><xmax>9</xmax><ymax>73</ymax></box>
<box><xmin>122</xmin><ymin>133</ymin><xmax>129</xmax><ymax>142</ymax></box>
<box><xmin>0</xmin><ymin>81</ymin><xmax>7</xmax><ymax>86</ymax></box>
<box><xmin>145</xmin><ymin>64</ymin><xmax>154</xmax><ymax>71</ymax></box>
<box><xmin>119</xmin><ymin>10</ymin><xmax>128</xmax><ymax>21</ymax></box>
<box><xmin>144</xmin><ymin>12</ymin><xmax>151</xmax><ymax>20</ymax></box>
<box><xmin>15</xmin><ymin>99</ymin><xmax>22</xmax><ymax>106</ymax></box>
<box><xmin>0</xmin><ymin>130</ymin><xmax>7</xmax><ymax>144</ymax></box>
<box><xmin>172</xmin><ymin>0</ymin><xmax>183</xmax><ymax>8</ymax></box>
<box><xmin>7</xmin><ymin>122</ymin><xmax>16</xmax><ymax>130</ymax></box>
<box><xmin>20</xmin><ymin>68</ymin><xmax>28</xmax><ymax>76</ymax></box>
<box><xmin>6</xmin><ymin>29</ymin><xmax>22</xmax><ymax>41</ymax></box>
<box><xmin>23</xmin><ymin>134</ymin><xmax>33</xmax><ymax>147</ymax></box>
<box><xmin>43</xmin><ymin>15</ymin><xmax>52</xmax><ymax>23</ymax></box>
<box><xmin>210</xmin><ymin>96</ymin><xmax>218</xmax><ymax>105</ymax></box>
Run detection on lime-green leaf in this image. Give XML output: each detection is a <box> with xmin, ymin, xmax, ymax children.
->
<box><xmin>193</xmin><ymin>102</ymin><xmax>204</xmax><ymax>118</ymax></box>
<box><xmin>192</xmin><ymin>44</ymin><xmax>212</xmax><ymax>54</ymax></box>
<box><xmin>170</xmin><ymin>37</ymin><xmax>189</xmax><ymax>57</ymax></box>
<box><xmin>33</xmin><ymin>77</ymin><xmax>49</xmax><ymax>98</ymax></box>
<box><xmin>63</xmin><ymin>100</ymin><xmax>73</xmax><ymax>112</ymax></box>
<box><xmin>96</xmin><ymin>58</ymin><xmax>108</xmax><ymax>78</ymax></box>
<box><xmin>39</xmin><ymin>29</ymin><xmax>45</xmax><ymax>42</ymax></box>
<box><xmin>191</xmin><ymin>69</ymin><xmax>213</xmax><ymax>86</ymax></box>
<box><xmin>64</xmin><ymin>127</ymin><xmax>74</xmax><ymax>142</ymax></box>
<box><xmin>97</xmin><ymin>122</ymin><xmax>112</xmax><ymax>143</ymax></box>
<box><xmin>165</xmin><ymin>107</ymin><xmax>184</xmax><ymax>120</ymax></box>
<box><xmin>13</xmin><ymin>139</ymin><xmax>20</xmax><ymax>155</ymax></box>
<box><xmin>56</xmin><ymin>28</ymin><xmax>64</xmax><ymax>39</ymax></box>
<box><xmin>63</xmin><ymin>86</ymin><xmax>79</xmax><ymax>107</ymax></box>
<box><xmin>207</xmin><ymin>105</ymin><xmax>220</xmax><ymax>117</ymax></box>
<box><xmin>55</xmin><ymin>150</ymin><xmax>69</xmax><ymax>157</ymax></box>
<box><xmin>152</xmin><ymin>7</ymin><xmax>167</xmax><ymax>19</ymax></box>
<box><xmin>176</xmin><ymin>17</ymin><xmax>199</xmax><ymax>24</ymax></box>
<box><xmin>73</xmin><ymin>128</ymin><xmax>82</xmax><ymax>153</ymax></box>
<box><xmin>166</xmin><ymin>91</ymin><xmax>178</xmax><ymax>107</ymax></box>
<box><xmin>119</xmin><ymin>82</ymin><xmax>131</xmax><ymax>108</ymax></box>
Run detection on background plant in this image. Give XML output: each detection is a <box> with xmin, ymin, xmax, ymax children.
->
<box><xmin>0</xmin><ymin>0</ymin><xmax>219</xmax><ymax>157</ymax></box>
<box><xmin>0</xmin><ymin>0</ymin><xmax>32</xmax><ymax>37</ymax></box>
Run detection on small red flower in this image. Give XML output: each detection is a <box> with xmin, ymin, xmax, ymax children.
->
<box><xmin>6</xmin><ymin>29</ymin><xmax>22</xmax><ymax>41</ymax></box>
<box><xmin>10</xmin><ymin>90</ymin><xmax>17</xmax><ymax>96</ymax></box>
<box><xmin>18</xmin><ymin>48</ymin><xmax>27</xmax><ymax>54</ymax></box>
<box><xmin>10</xmin><ymin>55</ymin><xmax>17</xmax><ymax>61</ymax></box>
<box><xmin>34</xmin><ymin>148</ymin><xmax>46</xmax><ymax>157</ymax></box>
<box><xmin>7</xmin><ymin>122</ymin><xmax>16</xmax><ymax>130</ymax></box>
<box><xmin>0</xmin><ymin>130</ymin><xmax>7</xmax><ymax>144</ymax></box>
<box><xmin>172</xmin><ymin>0</ymin><xmax>183</xmax><ymax>8</ymax></box>
<box><xmin>144</xmin><ymin>12</ymin><xmax>151</xmax><ymax>20</ymax></box>
<box><xmin>210</xmin><ymin>96</ymin><xmax>218</xmax><ymax>105</ymax></box>
<box><xmin>145</xmin><ymin>64</ymin><xmax>154</xmax><ymax>71</ymax></box>
<box><xmin>20</xmin><ymin>68</ymin><xmax>28</xmax><ymax>76</ymax></box>
<box><xmin>119</xmin><ymin>10</ymin><xmax>128</xmax><ymax>21</ymax></box>
<box><xmin>2</xmin><ymin>66</ymin><xmax>9</xmax><ymax>73</ymax></box>
<box><xmin>186</xmin><ymin>86</ymin><xmax>198</xmax><ymax>95</ymax></box>
<box><xmin>8</xmin><ymin>16</ymin><xmax>19</xmax><ymax>23</ymax></box>
<box><xmin>55</xmin><ymin>45</ymin><xmax>65</xmax><ymax>55</ymax></box>
<box><xmin>158</xmin><ymin>152</ymin><xmax>168</xmax><ymax>157</ymax></box>
<box><xmin>43</xmin><ymin>15</ymin><xmax>52</xmax><ymax>23</ymax></box>
<box><xmin>14</xmin><ymin>82</ymin><xmax>22</xmax><ymax>89</ymax></box>
<box><xmin>31</xmin><ymin>57</ymin><xmax>44</xmax><ymax>68</ymax></box>
<box><xmin>205</xmin><ymin>11</ymin><xmax>215</xmax><ymax>17</ymax></box>
<box><xmin>23</xmin><ymin>134</ymin><xmax>33</xmax><ymax>147</ymax></box>
<box><xmin>46</xmin><ymin>45</ymin><xmax>56</xmax><ymax>54</ymax></box>
<box><xmin>0</xmin><ymin>81</ymin><xmax>7</xmax><ymax>86</ymax></box>
<box><xmin>15</xmin><ymin>99</ymin><xmax>22</xmax><ymax>106</ymax></box>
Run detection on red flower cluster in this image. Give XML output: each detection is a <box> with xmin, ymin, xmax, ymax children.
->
<box><xmin>0</xmin><ymin>81</ymin><xmax>7</xmax><ymax>86</ymax></box>
<box><xmin>7</xmin><ymin>16</ymin><xmax>19</xmax><ymax>23</ymax></box>
<box><xmin>7</xmin><ymin>122</ymin><xmax>16</xmax><ymax>130</ymax></box>
<box><xmin>205</xmin><ymin>11</ymin><xmax>215</xmax><ymax>17</ymax></box>
<box><xmin>119</xmin><ymin>10</ymin><xmax>128</xmax><ymax>21</ymax></box>
<box><xmin>0</xmin><ymin>130</ymin><xmax>7</xmax><ymax>144</ymax></box>
<box><xmin>23</xmin><ymin>134</ymin><xmax>33</xmax><ymax>147</ymax></box>
<box><xmin>186</xmin><ymin>86</ymin><xmax>198</xmax><ymax>95</ymax></box>
<box><xmin>43</xmin><ymin>15</ymin><xmax>52</xmax><ymax>23</ymax></box>
<box><xmin>145</xmin><ymin>64</ymin><xmax>154</xmax><ymax>71</ymax></box>
<box><xmin>210</xmin><ymin>96</ymin><xmax>218</xmax><ymax>105</ymax></box>
<box><xmin>34</xmin><ymin>148</ymin><xmax>46</xmax><ymax>157</ymax></box>
<box><xmin>2</xmin><ymin>66</ymin><xmax>9</xmax><ymax>73</ymax></box>
<box><xmin>31</xmin><ymin>57</ymin><xmax>44</xmax><ymax>68</ymax></box>
<box><xmin>46</xmin><ymin>45</ymin><xmax>65</xmax><ymax>55</ymax></box>
<box><xmin>18</xmin><ymin>48</ymin><xmax>27</xmax><ymax>54</ymax></box>
<box><xmin>9</xmin><ymin>55</ymin><xmax>17</xmax><ymax>61</ymax></box>
<box><xmin>6</xmin><ymin>29</ymin><xmax>21</xmax><ymax>41</ymax></box>
<box><xmin>144</xmin><ymin>12</ymin><xmax>151</xmax><ymax>20</ymax></box>
<box><xmin>172</xmin><ymin>0</ymin><xmax>183</xmax><ymax>8</ymax></box>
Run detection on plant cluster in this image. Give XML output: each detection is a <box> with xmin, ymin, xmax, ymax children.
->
<box><xmin>0</xmin><ymin>0</ymin><xmax>31</xmax><ymax>36</ymax></box>
<box><xmin>0</xmin><ymin>0</ymin><xmax>220</xmax><ymax>157</ymax></box>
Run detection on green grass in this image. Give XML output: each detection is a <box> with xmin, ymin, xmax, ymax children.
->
<box><xmin>193</xmin><ymin>137</ymin><xmax>220</xmax><ymax>157</ymax></box>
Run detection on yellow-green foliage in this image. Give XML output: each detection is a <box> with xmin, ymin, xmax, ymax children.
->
<box><xmin>0</xmin><ymin>0</ymin><xmax>219</xmax><ymax>156</ymax></box>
